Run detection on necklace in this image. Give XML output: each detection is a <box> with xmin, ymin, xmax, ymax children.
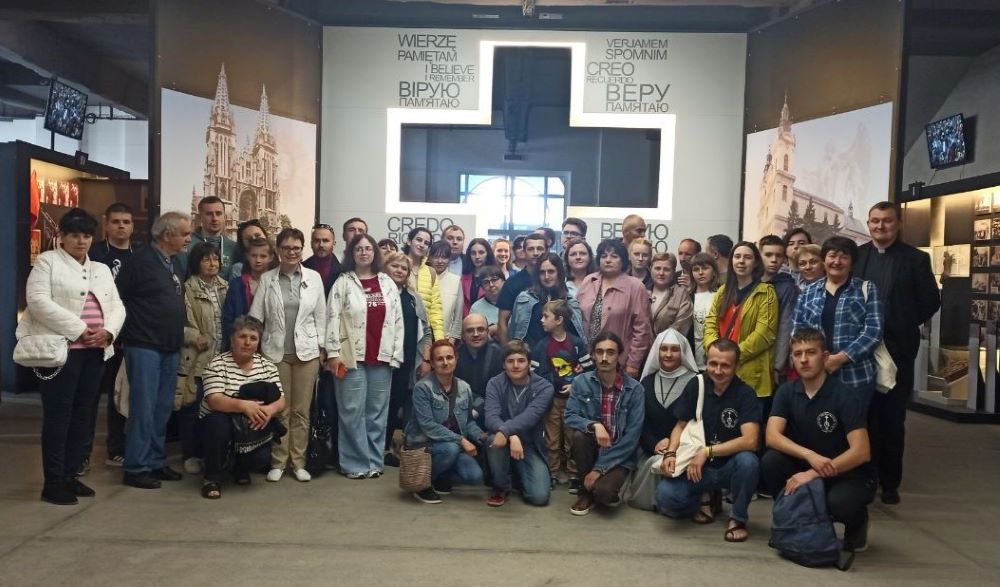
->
<box><xmin>656</xmin><ymin>377</ymin><xmax>682</xmax><ymax>406</ymax></box>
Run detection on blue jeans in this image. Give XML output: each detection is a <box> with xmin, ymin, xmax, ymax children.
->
<box><xmin>655</xmin><ymin>451</ymin><xmax>760</xmax><ymax>523</ymax></box>
<box><xmin>336</xmin><ymin>363</ymin><xmax>391</xmax><ymax>475</ymax></box>
<box><xmin>487</xmin><ymin>444</ymin><xmax>550</xmax><ymax>506</ymax></box>
<box><xmin>123</xmin><ymin>346</ymin><xmax>180</xmax><ymax>474</ymax></box>
<box><xmin>430</xmin><ymin>441</ymin><xmax>484</xmax><ymax>487</ymax></box>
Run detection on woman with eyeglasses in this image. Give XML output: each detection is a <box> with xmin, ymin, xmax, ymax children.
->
<box><xmin>249</xmin><ymin>227</ymin><xmax>326</xmax><ymax>483</ymax></box>
<box><xmin>460</xmin><ymin>238</ymin><xmax>496</xmax><ymax>316</ymax></box>
<box><xmin>326</xmin><ymin>234</ymin><xmax>405</xmax><ymax>479</ymax></box>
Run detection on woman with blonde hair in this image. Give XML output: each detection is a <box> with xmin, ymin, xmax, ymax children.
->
<box><xmin>649</xmin><ymin>252</ymin><xmax>692</xmax><ymax>337</ymax></box>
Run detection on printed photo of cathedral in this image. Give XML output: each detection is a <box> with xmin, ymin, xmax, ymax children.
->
<box><xmin>190</xmin><ymin>64</ymin><xmax>284</xmax><ymax>238</ymax></box>
<box><xmin>744</xmin><ymin>99</ymin><xmax>893</xmax><ymax>245</ymax></box>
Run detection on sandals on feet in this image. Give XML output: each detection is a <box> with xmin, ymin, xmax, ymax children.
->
<box><xmin>724</xmin><ymin>520</ymin><xmax>749</xmax><ymax>542</ymax></box>
<box><xmin>201</xmin><ymin>482</ymin><xmax>222</xmax><ymax>500</ymax></box>
<box><xmin>692</xmin><ymin>492</ymin><xmax>719</xmax><ymax>524</ymax></box>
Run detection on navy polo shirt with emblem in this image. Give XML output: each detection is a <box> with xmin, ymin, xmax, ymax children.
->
<box><xmin>674</xmin><ymin>375</ymin><xmax>762</xmax><ymax>467</ymax></box>
<box><xmin>770</xmin><ymin>377</ymin><xmax>867</xmax><ymax>461</ymax></box>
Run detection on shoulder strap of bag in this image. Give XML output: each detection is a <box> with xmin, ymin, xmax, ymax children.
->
<box><xmin>695</xmin><ymin>374</ymin><xmax>705</xmax><ymax>423</ymax></box>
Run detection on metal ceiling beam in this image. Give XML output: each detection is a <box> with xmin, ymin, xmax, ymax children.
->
<box><xmin>0</xmin><ymin>20</ymin><xmax>148</xmax><ymax>117</ymax></box>
<box><xmin>0</xmin><ymin>85</ymin><xmax>46</xmax><ymax>112</ymax></box>
<box><xmin>0</xmin><ymin>0</ymin><xmax>148</xmax><ymax>25</ymax></box>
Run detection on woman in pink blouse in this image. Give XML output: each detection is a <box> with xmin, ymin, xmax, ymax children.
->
<box><xmin>576</xmin><ymin>238</ymin><xmax>653</xmax><ymax>378</ymax></box>
<box><xmin>16</xmin><ymin>209</ymin><xmax>126</xmax><ymax>505</ymax></box>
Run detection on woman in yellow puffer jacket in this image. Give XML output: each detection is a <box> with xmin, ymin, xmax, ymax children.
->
<box><xmin>404</xmin><ymin>227</ymin><xmax>444</xmax><ymax>340</ymax></box>
<box><xmin>703</xmin><ymin>241</ymin><xmax>778</xmax><ymax>399</ymax></box>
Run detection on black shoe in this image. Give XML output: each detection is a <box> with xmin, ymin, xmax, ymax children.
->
<box><xmin>151</xmin><ymin>466</ymin><xmax>182</xmax><ymax>481</ymax></box>
<box><xmin>432</xmin><ymin>480</ymin><xmax>453</xmax><ymax>495</ymax></box>
<box><xmin>881</xmin><ymin>489</ymin><xmax>900</xmax><ymax>505</ymax></box>
<box><xmin>66</xmin><ymin>478</ymin><xmax>95</xmax><ymax>497</ymax></box>
<box><xmin>383</xmin><ymin>453</ymin><xmax>400</xmax><ymax>468</ymax></box>
<box><xmin>123</xmin><ymin>472</ymin><xmax>162</xmax><ymax>489</ymax></box>
<box><xmin>567</xmin><ymin>478</ymin><xmax>582</xmax><ymax>495</ymax></box>
<box><xmin>413</xmin><ymin>487</ymin><xmax>442</xmax><ymax>504</ymax></box>
<box><xmin>41</xmin><ymin>482</ymin><xmax>78</xmax><ymax>505</ymax></box>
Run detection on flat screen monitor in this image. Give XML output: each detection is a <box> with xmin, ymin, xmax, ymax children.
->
<box><xmin>43</xmin><ymin>79</ymin><xmax>88</xmax><ymax>140</ymax></box>
<box><xmin>925</xmin><ymin>114</ymin><xmax>967</xmax><ymax>169</ymax></box>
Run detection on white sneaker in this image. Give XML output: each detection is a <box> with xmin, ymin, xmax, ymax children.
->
<box><xmin>293</xmin><ymin>468</ymin><xmax>312</xmax><ymax>482</ymax></box>
<box><xmin>183</xmin><ymin>458</ymin><xmax>203</xmax><ymax>475</ymax></box>
<box><xmin>266</xmin><ymin>468</ymin><xmax>284</xmax><ymax>482</ymax></box>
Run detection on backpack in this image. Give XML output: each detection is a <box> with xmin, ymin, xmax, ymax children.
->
<box><xmin>769</xmin><ymin>477</ymin><xmax>852</xmax><ymax>570</ymax></box>
<box><xmin>305</xmin><ymin>381</ymin><xmax>333</xmax><ymax>476</ymax></box>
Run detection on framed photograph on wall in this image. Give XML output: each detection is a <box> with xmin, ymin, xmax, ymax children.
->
<box><xmin>973</xmin><ymin>246</ymin><xmax>990</xmax><ymax>268</ymax></box>
<box><xmin>989</xmin><ymin>301</ymin><xmax>1000</xmax><ymax>322</ymax></box>
<box><xmin>975</xmin><ymin>218</ymin><xmax>990</xmax><ymax>241</ymax></box>
<box><xmin>990</xmin><ymin>273</ymin><xmax>1000</xmax><ymax>295</ymax></box>
<box><xmin>992</xmin><ymin>217</ymin><xmax>1000</xmax><ymax>240</ymax></box>
<box><xmin>975</xmin><ymin>193</ymin><xmax>992</xmax><ymax>214</ymax></box>
<box><xmin>972</xmin><ymin>299</ymin><xmax>988</xmax><ymax>321</ymax></box>
<box><xmin>972</xmin><ymin>272</ymin><xmax>989</xmax><ymax>293</ymax></box>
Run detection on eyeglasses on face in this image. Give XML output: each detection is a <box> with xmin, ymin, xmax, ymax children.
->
<box><xmin>279</xmin><ymin>245</ymin><xmax>303</xmax><ymax>254</ymax></box>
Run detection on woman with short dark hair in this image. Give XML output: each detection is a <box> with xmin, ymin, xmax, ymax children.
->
<box><xmin>16</xmin><ymin>208</ymin><xmax>126</xmax><ymax>504</ymax></box>
<box><xmin>177</xmin><ymin>241</ymin><xmax>229</xmax><ymax>475</ymax></box>
<box><xmin>426</xmin><ymin>240</ymin><xmax>463</xmax><ymax>342</ymax></box>
<box><xmin>249</xmin><ymin>227</ymin><xmax>326</xmax><ymax>483</ymax></box>
<box><xmin>793</xmin><ymin>236</ymin><xmax>883</xmax><ymax>402</ymax></box>
<box><xmin>576</xmin><ymin>239</ymin><xmax>653</xmax><ymax>378</ymax></box>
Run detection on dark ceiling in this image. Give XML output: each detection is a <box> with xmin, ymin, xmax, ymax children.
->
<box><xmin>0</xmin><ymin>0</ymin><xmax>997</xmax><ymax>122</ymax></box>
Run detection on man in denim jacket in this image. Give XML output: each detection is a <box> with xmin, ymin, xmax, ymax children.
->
<box><xmin>564</xmin><ymin>332</ymin><xmax>645</xmax><ymax>515</ymax></box>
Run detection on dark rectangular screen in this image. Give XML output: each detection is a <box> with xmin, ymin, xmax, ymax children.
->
<box><xmin>43</xmin><ymin>80</ymin><xmax>88</xmax><ymax>140</ymax></box>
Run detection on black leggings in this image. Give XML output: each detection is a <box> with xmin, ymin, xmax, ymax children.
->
<box><xmin>760</xmin><ymin>449</ymin><xmax>876</xmax><ymax>536</ymax></box>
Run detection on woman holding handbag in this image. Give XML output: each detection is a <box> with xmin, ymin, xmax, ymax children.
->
<box><xmin>326</xmin><ymin>233</ymin><xmax>405</xmax><ymax>479</ymax></box>
<box><xmin>16</xmin><ymin>208</ymin><xmax>126</xmax><ymax>505</ymax></box>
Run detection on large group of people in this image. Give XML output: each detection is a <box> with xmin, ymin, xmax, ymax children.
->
<box><xmin>17</xmin><ymin>200</ymin><xmax>940</xmax><ymax>555</ymax></box>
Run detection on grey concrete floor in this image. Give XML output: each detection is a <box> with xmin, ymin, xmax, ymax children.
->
<box><xmin>0</xmin><ymin>392</ymin><xmax>998</xmax><ymax>586</ymax></box>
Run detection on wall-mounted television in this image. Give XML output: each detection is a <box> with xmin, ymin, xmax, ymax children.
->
<box><xmin>43</xmin><ymin>79</ymin><xmax>88</xmax><ymax>140</ymax></box>
<box><xmin>925</xmin><ymin>114</ymin><xmax>967</xmax><ymax>169</ymax></box>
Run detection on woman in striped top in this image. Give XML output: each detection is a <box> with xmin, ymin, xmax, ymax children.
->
<box><xmin>199</xmin><ymin>315</ymin><xmax>285</xmax><ymax>499</ymax></box>
<box><xmin>16</xmin><ymin>208</ymin><xmax>126</xmax><ymax>505</ymax></box>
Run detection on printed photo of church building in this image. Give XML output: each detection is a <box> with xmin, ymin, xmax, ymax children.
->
<box><xmin>189</xmin><ymin>64</ymin><xmax>283</xmax><ymax>238</ymax></box>
<box><xmin>755</xmin><ymin>98</ymin><xmax>870</xmax><ymax>244</ymax></box>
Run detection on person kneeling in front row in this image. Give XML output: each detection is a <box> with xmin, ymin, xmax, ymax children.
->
<box><xmin>484</xmin><ymin>340</ymin><xmax>554</xmax><ymax>507</ymax></box>
<box><xmin>655</xmin><ymin>339</ymin><xmax>761</xmax><ymax>542</ymax></box>
<box><xmin>199</xmin><ymin>316</ymin><xmax>286</xmax><ymax>499</ymax></box>
<box><xmin>564</xmin><ymin>332</ymin><xmax>645</xmax><ymax>515</ymax></box>
<box><xmin>406</xmin><ymin>340</ymin><xmax>486</xmax><ymax>504</ymax></box>
<box><xmin>761</xmin><ymin>327</ymin><xmax>876</xmax><ymax>552</ymax></box>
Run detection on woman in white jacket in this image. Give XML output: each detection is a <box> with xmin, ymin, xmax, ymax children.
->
<box><xmin>326</xmin><ymin>233</ymin><xmax>404</xmax><ymax>479</ymax></box>
<box><xmin>250</xmin><ymin>228</ymin><xmax>326</xmax><ymax>483</ymax></box>
<box><xmin>16</xmin><ymin>209</ymin><xmax>125</xmax><ymax>505</ymax></box>
<box><xmin>426</xmin><ymin>241</ymin><xmax>463</xmax><ymax>342</ymax></box>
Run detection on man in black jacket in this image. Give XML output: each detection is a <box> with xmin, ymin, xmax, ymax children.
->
<box><xmin>116</xmin><ymin>211</ymin><xmax>191</xmax><ymax>489</ymax></box>
<box><xmin>854</xmin><ymin>201</ymin><xmax>940</xmax><ymax>505</ymax></box>
<box><xmin>455</xmin><ymin>314</ymin><xmax>504</xmax><ymax>428</ymax></box>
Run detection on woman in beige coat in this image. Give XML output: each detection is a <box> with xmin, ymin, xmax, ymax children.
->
<box><xmin>177</xmin><ymin>242</ymin><xmax>229</xmax><ymax>475</ymax></box>
<box><xmin>649</xmin><ymin>252</ymin><xmax>693</xmax><ymax>337</ymax></box>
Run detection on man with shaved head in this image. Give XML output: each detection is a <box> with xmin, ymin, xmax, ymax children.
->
<box><xmin>455</xmin><ymin>313</ymin><xmax>504</xmax><ymax>427</ymax></box>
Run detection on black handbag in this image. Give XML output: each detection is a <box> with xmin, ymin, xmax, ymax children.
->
<box><xmin>306</xmin><ymin>380</ymin><xmax>333</xmax><ymax>475</ymax></box>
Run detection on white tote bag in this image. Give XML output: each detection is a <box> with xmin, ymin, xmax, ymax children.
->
<box><xmin>862</xmin><ymin>281</ymin><xmax>897</xmax><ymax>393</ymax></box>
<box><xmin>671</xmin><ymin>374</ymin><xmax>706</xmax><ymax>477</ymax></box>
